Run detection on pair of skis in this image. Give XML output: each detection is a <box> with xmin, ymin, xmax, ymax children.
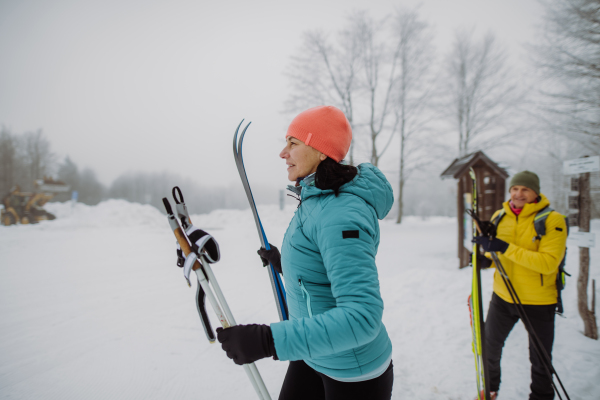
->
<box><xmin>162</xmin><ymin>189</ymin><xmax>271</xmax><ymax>400</ymax></box>
<box><xmin>233</xmin><ymin>120</ymin><xmax>288</xmax><ymax>322</ymax></box>
<box><xmin>467</xmin><ymin>168</ymin><xmax>570</xmax><ymax>400</ymax></box>
<box><xmin>468</xmin><ymin>168</ymin><xmax>491</xmax><ymax>400</ymax></box>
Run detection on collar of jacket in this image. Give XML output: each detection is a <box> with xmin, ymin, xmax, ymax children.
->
<box><xmin>502</xmin><ymin>193</ymin><xmax>550</xmax><ymax>218</ymax></box>
<box><xmin>293</xmin><ymin>163</ymin><xmax>394</xmax><ymax>220</ymax></box>
<box><xmin>286</xmin><ymin>173</ymin><xmax>316</xmax><ymax>196</ymax></box>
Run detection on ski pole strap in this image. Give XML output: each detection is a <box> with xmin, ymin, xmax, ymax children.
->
<box><xmin>186</xmin><ymin>226</ymin><xmax>221</xmax><ymax>263</ymax></box>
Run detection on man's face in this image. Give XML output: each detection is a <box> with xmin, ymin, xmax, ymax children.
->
<box><xmin>509</xmin><ymin>185</ymin><xmax>538</xmax><ymax>209</ymax></box>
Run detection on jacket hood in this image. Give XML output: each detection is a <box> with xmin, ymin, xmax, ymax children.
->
<box><xmin>300</xmin><ymin>163</ymin><xmax>394</xmax><ymax>220</ymax></box>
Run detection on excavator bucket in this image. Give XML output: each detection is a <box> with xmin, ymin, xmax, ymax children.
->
<box><xmin>1</xmin><ymin>178</ymin><xmax>70</xmax><ymax>226</ymax></box>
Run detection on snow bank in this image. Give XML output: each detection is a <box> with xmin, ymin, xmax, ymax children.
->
<box><xmin>42</xmin><ymin>200</ymin><xmax>166</xmax><ymax>229</ymax></box>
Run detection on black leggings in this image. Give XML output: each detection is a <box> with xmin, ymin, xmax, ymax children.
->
<box><xmin>485</xmin><ymin>293</ymin><xmax>556</xmax><ymax>400</ymax></box>
<box><xmin>279</xmin><ymin>360</ymin><xmax>394</xmax><ymax>400</ymax></box>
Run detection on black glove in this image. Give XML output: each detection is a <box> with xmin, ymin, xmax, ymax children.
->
<box><xmin>216</xmin><ymin>324</ymin><xmax>277</xmax><ymax>365</ymax></box>
<box><xmin>477</xmin><ymin>220</ymin><xmax>497</xmax><ymax>238</ymax></box>
<box><xmin>471</xmin><ymin>252</ymin><xmax>493</xmax><ymax>269</ymax></box>
<box><xmin>472</xmin><ymin>236</ymin><xmax>509</xmax><ymax>253</ymax></box>
<box><xmin>257</xmin><ymin>244</ymin><xmax>282</xmax><ymax>275</ymax></box>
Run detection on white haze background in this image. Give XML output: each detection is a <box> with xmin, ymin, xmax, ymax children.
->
<box><xmin>0</xmin><ymin>0</ymin><xmax>543</xmax><ymax>194</ymax></box>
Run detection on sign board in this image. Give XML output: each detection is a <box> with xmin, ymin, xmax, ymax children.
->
<box><xmin>568</xmin><ymin>213</ymin><xmax>579</xmax><ymax>227</ymax></box>
<box><xmin>568</xmin><ymin>231</ymin><xmax>596</xmax><ymax>248</ymax></box>
<box><xmin>563</xmin><ymin>156</ymin><xmax>600</xmax><ymax>175</ymax></box>
<box><xmin>571</xmin><ymin>177</ymin><xmax>579</xmax><ymax>192</ymax></box>
<box><xmin>568</xmin><ymin>195</ymin><xmax>579</xmax><ymax>209</ymax></box>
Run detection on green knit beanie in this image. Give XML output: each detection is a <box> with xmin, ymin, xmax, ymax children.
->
<box><xmin>509</xmin><ymin>170</ymin><xmax>540</xmax><ymax>194</ymax></box>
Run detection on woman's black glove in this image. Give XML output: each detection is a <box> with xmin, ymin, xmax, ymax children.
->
<box><xmin>257</xmin><ymin>244</ymin><xmax>282</xmax><ymax>274</ymax></box>
<box><xmin>216</xmin><ymin>324</ymin><xmax>278</xmax><ymax>365</ymax></box>
<box><xmin>472</xmin><ymin>236</ymin><xmax>509</xmax><ymax>253</ymax></box>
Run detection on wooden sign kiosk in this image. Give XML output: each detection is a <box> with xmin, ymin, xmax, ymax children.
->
<box><xmin>440</xmin><ymin>151</ymin><xmax>509</xmax><ymax>268</ymax></box>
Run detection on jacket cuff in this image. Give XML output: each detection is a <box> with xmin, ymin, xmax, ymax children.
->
<box><xmin>266</xmin><ymin>326</ymin><xmax>278</xmax><ymax>360</ymax></box>
<box><xmin>269</xmin><ymin>322</ymin><xmax>288</xmax><ymax>361</ymax></box>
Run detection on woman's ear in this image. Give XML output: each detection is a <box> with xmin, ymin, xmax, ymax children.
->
<box><xmin>319</xmin><ymin>153</ymin><xmax>327</xmax><ymax>161</ymax></box>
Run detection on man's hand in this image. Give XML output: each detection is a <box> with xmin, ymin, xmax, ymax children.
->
<box><xmin>472</xmin><ymin>236</ymin><xmax>509</xmax><ymax>253</ymax></box>
<box><xmin>471</xmin><ymin>252</ymin><xmax>493</xmax><ymax>269</ymax></box>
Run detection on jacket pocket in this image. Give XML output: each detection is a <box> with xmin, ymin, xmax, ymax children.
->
<box><xmin>298</xmin><ymin>278</ymin><xmax>313</xmax><ymax>318</ymax></box>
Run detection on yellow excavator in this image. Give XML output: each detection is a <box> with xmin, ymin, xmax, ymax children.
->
<box><xmin>1</xmin><ymin>178</ymin><xmax>70</xmax><ymax>226</ymax></box>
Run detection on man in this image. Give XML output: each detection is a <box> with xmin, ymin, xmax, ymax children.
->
<box><xmin>473</xmin><ymin>170</ymin><xmax>567</xmax><ymax>400</ymax></box>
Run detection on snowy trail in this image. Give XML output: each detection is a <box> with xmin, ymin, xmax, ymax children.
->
<box><xmin>1</xmin><ymin>200</ymin><xmax>598</xmax><ymax>399</ymax></box>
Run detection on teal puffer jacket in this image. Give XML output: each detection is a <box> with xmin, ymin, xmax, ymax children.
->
<box><xmin>270</xmin><ymin>163</ymin><xmax>394</xmax><ymax>379</ymax></box>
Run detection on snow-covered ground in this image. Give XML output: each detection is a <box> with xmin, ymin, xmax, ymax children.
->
<box><xmin>1</xmin><ymin>200</ymin><xmax>598</xmax><ymax>400</ymax></box>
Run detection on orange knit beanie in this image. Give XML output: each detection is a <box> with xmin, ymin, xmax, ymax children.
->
<box><xmin>286</xmin><ymin>106</ymin><xmax>352</xmax><ymax>163</ymax></box>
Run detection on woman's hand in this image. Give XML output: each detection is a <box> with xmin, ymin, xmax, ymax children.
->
<box><xmin>257</xmin><ymin>244</ymin><xmax>282</xmax><ymax>274</ymax></box>
<box><xmin>216</xmin><ymin>324</ymin><xmax>278</xmax><ymax>365</ymax></box>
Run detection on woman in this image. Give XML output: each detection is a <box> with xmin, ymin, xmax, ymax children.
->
<box><xmin>216</xmin><ymin>105</ymin><xmax>395</xmax><ymax>400</ymax></box>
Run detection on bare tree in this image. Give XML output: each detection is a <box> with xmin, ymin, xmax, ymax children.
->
<box><xmin>285</xmin><ymin>11</ymin><xmax>407</xmax><ymax>167</ymax></box>
<box><xmin>390</xmin><ymin>8</ymin><xmax>436</xmax><ymax>223</ymax></box>
<box><xmin>534</xmin><ymin>0</ymin><xmax>600</xmax><ymax>151</ymax></box>
<box><xmin>444</xmin><ymin>30</ymin><xmax>519</xmax><ymax>157</ymax></box>
<box><xmin>352</xmin><ymin>12</ymin><xmax>403</xmax><ymax>167</ymax></box>
<box><xmin>285</xmin><ymin>23</ymin><xmax>361</xmax><ymax>164</ymax></box>
<box><xmin>0</xmin><ymin>127</ymin><xmax>18</xmax><ymax>194</ymax></box>
<box><xmin>20</xmin><ymin>130</ymin><xmax>55</xmax><ymax>188</ymax></box>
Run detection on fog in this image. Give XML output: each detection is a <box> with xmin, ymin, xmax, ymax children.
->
<box><xmin>0</xmin><ymin>0</ymin><xmax>589</xmax><ymax>216</ymax></box>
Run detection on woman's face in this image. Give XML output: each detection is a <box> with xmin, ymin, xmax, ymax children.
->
<box><xmin>280</xmin><ymin>136</ymin><xmax>326</xmax><ymax>181</ymax></box>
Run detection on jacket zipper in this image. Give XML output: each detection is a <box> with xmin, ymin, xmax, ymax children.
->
<box><xmin>540</xmin><ymin>274</ymin><xmax>543</xmax><ymax>286</ymax></box>
<box><xmin>298</xmin><ymin>278</ymin><xmax>313</xmax><ymax>318</ymax></box>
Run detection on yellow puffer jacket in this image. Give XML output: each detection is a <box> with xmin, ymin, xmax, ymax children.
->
<box><xmin>489</xmin><ymin>194</ymin><xmax>567</xmax><ymax>305</ymax></box>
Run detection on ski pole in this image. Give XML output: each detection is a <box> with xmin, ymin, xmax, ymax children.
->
<box><xmin>471</xmin><ymin>216</ymin><xmax>570</xmax><ymax>400</ymax></box>
<box><xmin>162</xmin><ymin>198</ymin><xmax>271</xmax><ymax>400</ymax></box>
<box><xmin>198</xmin><ymin>255</ymin><xmax>270</xmax><ymax>400</ymax></box>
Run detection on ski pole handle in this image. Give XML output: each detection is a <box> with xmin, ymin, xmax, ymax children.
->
<box><xmin>163</xmin><ymin>198</ymin><xmax>202</xmax><ymax>273</ymax></box>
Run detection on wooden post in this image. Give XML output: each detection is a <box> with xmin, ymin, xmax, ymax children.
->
<box><xmin>577</xmin><ymin>172</ymin><xmax>598</xmax><ymax>340</ymax></box>
<box><xmin>458</xmin><ymin>177</ymin><xmax>465</xmax><ymax>268</ymax></box>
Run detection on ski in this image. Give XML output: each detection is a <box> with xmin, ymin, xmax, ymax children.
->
<box><xmin>233</xmin><ymin>120</ymin><xmax>288</xmax><ymax>321</ymax></box>
<box><xmin>468</xmin><ymin>168</ymin><xmax>491</xmax><ymax>400</ymax></box>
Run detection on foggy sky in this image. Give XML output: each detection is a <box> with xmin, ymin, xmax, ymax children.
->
<box><xmin>0</xmin><ymin>0</ymin><xmax>544</xmax><ymax>190</ymax></box>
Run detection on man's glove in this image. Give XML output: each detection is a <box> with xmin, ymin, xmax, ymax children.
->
<box><xmin>216</xmin><ymin>324</ymin><xmax>277</xmax><ymax>365</ymax></box>
<box><xmin>471</xmin><ymin>252</ymin><xmax>493</xmax><ymax>269</ymax></box>
<box><xmin>476</xmin><ymin>220</ymin><xmax>497</xmax><ymax>238</ymax></box>
<box><xmin>257</xmin><ymin>244</ymin><xmax>282</xmax><ymax>275</ymax></box>
<box><xmin>472</xmin><ymin>236</ymin><xmax>509</xmax><ymax>253</ymax></box>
